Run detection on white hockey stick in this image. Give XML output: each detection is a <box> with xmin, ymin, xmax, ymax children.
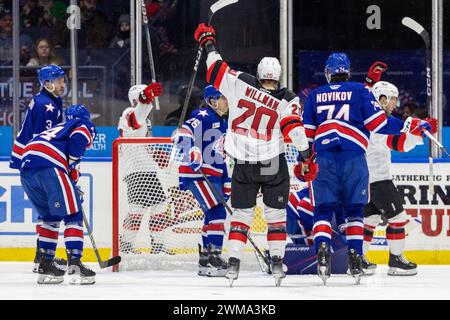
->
<box><xmin>422</xmin><ymin>129</ymin><xmax>450</xmax><ymax>157</ymax></box>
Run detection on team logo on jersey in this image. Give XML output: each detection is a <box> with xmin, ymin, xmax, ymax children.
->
<box><xmin>278</xmin><ymin>196</ymin><xmax>284</xmax><ymax>203</ymax></box>
<box><xmin>54</xmin><ymin>202</ymin><xmax>61</xmax><ymax>208</ymax></box>
<box><xmin>198</xmin><ymin>110</ymin><xmax>209</xmax><ymax>117</ymax></box>
<box><xmin>212</xmin><ymin>122</ymin><xmax>220</xmax><ymax>129</ymax></box>
<box><xmin>322</xmin><ymin>139</ymin><xmax>331</xmax><ymax>145</ymax></box>
<box><xmin>45</xmin><ymin>103</ymin><xmax>55</xmax><ymax>112</ymax></box>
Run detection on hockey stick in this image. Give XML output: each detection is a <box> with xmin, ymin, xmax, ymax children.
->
<box><xmin>402</xmin><ymin>17</ymin><xmax>434</xmax><ymax>200</ymax></box>
<box><xmin>422</xmin><ymin>129</ymin><xmax>450</xmax><ymax>157</ymax></box>
<box><xmin>198</xmin><ymin>170</ymin><xmax>272</xmax><ymax>273</ymax></box>
<box><xmin>78</xmin><ymin>190</ymin><xmax>121</xmax><ymax>269</ymax></box>
<box><xmin>169</xmin><ymin>0</ymin><xmax>239</xmax><ymax>165</ymax></box>
<box><xmin>141</xmin><ymin>0</ymin><xmax>160</xmax><ymax>110</ymax></box>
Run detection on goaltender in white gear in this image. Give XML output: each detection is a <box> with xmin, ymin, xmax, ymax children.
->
<box><xmin>363</xmin><ymin>81</ymin><xmax>425</xmax><ymax>276</ymax></box>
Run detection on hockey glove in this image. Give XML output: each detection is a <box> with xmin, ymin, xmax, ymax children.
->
<box><xmin>402</xmin><ymin>117</ymin><xmax>433</xmax><ymax>137</ymax></box>
<box><xmin>365</xmin><ymin>61</ymin><xmax>388</xmax><ymax>87</ymax></box>
<box><xmin>424</xmin><ymin>117</ymin><xmax>438</xmax><ymax>135</ymax></box>
<box><xmin>188</xmin><ymin>147</ymin><xmax>203</xmax><ymax>172</ymax></box>
<box><xmin>75</xmin><ymin>186</ymin><xmax>84</xmax><ymax>204</ymax></box>
<box><xmin>69</xmin><ymin>168</ymin><xmax>80</xmax><ymax>184</ymax></box>
<box><xmin>294</xmin><ymin>153</ymin><xmax>318</xmax><ymax>182</ymax></box>
<box><xmin>138</xmin><ymin>82</ymin><xmax>163</xmax><ymax>104</ymax></box>
<box><xmin>194</xmin><ymin>23</ymin><xmax>216</xmax><ymax>48</ymax></box>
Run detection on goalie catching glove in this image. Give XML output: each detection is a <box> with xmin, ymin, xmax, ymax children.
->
<box><xmin>294</xmin><ymin>152</ymin><xmax>319</xmax><ymax>182</ymax></box>
<box><xmin>194</xmin><ymin>23</ymin><xmax>217</xmax><ymax>47</ymax></box>
<box><xmin>138</xmin><ymin>82</ymin><xmax>163</xmax><ymax>104</ymax></box>
<box><xmin>365</xmin><ymin>61</ymin><xmax>388</xmax><ymax>87</ymax></box>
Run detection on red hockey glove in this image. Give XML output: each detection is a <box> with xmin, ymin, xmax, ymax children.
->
<box><xmin>294</xmin><ymin>153</ymin><xmax>319</xmax><ymax>182</ymax></box>
<box><xmin>403</xmin><ymin>117</ymin><xmax>433</xmax><ymax>137</ymax></box>
<box><xmin>138</xmin><ymin>82</ymin><xmax>163</xmax><ymax>104</ymax></box>
<box><xmin>365</xmin><ymin>61</ymin><xmax>388</xmax><ymax>87</ymax></box>
<box><xmin>424</xmin><ymin>117</ymin><xmax>438</xmax><ymax>135</ymax></box>
<box><xmin>69</xmin><ymin>168</ymin><xmax>80</xmax><ymax>184</ymax></box>
<box><xmin>194</xmin><ymin>23</ymin><xmax>216</xmax><ymax>47</ymax></box>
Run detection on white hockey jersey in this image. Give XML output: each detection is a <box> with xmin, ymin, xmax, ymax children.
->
<box><xmin>367</xmin><ymin>132</ymin><xmax>423</xmax><ymax>184</ymax></box>
<box><xmin>118</xmin><ymin>103</ymin><xmax>153</xmax><ymax>138</ymax></box>
<box><xmin>206</xmin><ymin>52</ymin><xmax>309</xmax><ymax>162</ymax></box>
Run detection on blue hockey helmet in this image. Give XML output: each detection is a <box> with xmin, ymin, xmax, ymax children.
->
<box><xmin>65</xmin><ymin>104</ymin><xmax>91</xmax><ymax>122</ymax></box>
<box><xmin>324</xmin><ymin>53</ymin><xmax>350</xmax><ymax>83</ymax></box>
<box><xmin>204</xmin><ymin>85</ymin><xmax>222</xmax><ymax>106</ymax></box>
<box><xmin>38</xmin><ymin>64</ymin><xmax>65</xmax><ymax>87</ymax></box>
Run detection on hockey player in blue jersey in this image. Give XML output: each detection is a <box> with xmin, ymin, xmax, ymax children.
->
<box><xmin>20</xmin><ymin>104</ymin><xmax>96</xmax><ymax>285</ymax></box>
<box><xmin>174</xmin><ymin>85</ymin><xmax>230</xmax><ymax>277</ymax></box>
<box><xmin>9</xmin><ymin>64</ymin><xmax>67</xmax><ymax>273</ymax></box>
<box><xmin>298</xmin><ymin>53</ymin><xmax>434</xmax><ymax>285</ymax></box>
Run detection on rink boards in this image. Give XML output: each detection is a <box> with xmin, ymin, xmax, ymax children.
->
<box><xmin>0</xmin><ymin>160</ymin><xmax>449</xmax><ymax>264</ymax></box>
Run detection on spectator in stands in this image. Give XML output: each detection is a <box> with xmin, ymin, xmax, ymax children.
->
<box><xmin>109</xmin><ymin>14</ymin><xmax>130</xmax><ymax>49</ymax></box>
<box><xmin>50</xmin><ymin>0</ymin><xmax>113</xmax><ymax>49</ymax></box>
<box><xmin>39</xmin><ymin>0</ymin><xmax>67</xmax><ymax>26</ymax></box>
<box><xmin>22</xmin><ymin>0</ymin><xmax>43</xmax><ymax>28</ymax></box>
<box><xmin>0</xmin><ymin>10</ymin><xmax>33</xmax><ymax>65</ymax></box>
<box><xmin>26</xmin><ymin>38</ymin><xmax>64</xmax><ymax>67</ymax></box>
<box><xmin>164</xmin><ymin>85</ymin><xmax>203</xmax><ymax>126</ymax></box>
<box><xmin>147</xmin><ymin>0</ymin><xmax>177</xmax><ymax>57</ymax></box>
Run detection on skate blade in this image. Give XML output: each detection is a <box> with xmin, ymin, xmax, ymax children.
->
<box><xmin>68</xmin><ymin>275</ymin><xmax>96</xmax><ymax>285</ymax></box>
<box><xmin>225</xmin><ymin>273</ymin><xmax>238</xmax><ymax>287</ymax></box>
<box><xmin>352</xmin><ymin>274</ymin><xmax>362</xmax><ymax>285</ymax></box>
<box><xmin>32</xmin><ymin>263</ymin><xmax>39</xmax><ymax>274</ymax></box>
<box><xmin>198</xmin><ymin>267</ymin><xmax>208</xmax><ymax>277</ymax></box>
<box><xmin>387</xmin><ymin>267</ymin><xmax>418</xmax><ymax>276</ymax></box>
<box><xmin>273</xmin><ymin>275</ymin><xmax>284</xmax><ymax>287</ymax></box>
<box><xmin>37</xmin><ymin>274</ymin><xmax>64</xmax><ymax>285</ymax></box>
<box><xmin>207</xmin><ymin>269</ymin><xmax>227</xmax><ymax>277</ymax></box>
<box><xmin>362</xmin><ymin>268</ymin><xmax>377</xmax><ymax>276</ymax></box>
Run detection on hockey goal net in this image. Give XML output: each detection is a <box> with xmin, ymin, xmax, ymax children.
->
<box><xmin>112</xmin><ymin>137</ymin><xmax>305</xmax><ymax>271</ymax></box>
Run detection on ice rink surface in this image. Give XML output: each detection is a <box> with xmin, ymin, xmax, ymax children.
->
<box><xmin>1</xmin><ymin>262</ymin><xmax>449</xmax><ymax>300</ymax></box>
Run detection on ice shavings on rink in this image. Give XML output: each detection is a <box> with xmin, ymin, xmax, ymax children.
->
<box><xmin>0</xmin><ymin>262</ymin><xmax>449</xmax><ymax>300</ymax></box>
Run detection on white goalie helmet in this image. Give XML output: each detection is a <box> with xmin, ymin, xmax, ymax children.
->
<box><xmin>128</xmin><ymin>85</ymin><xmax>147</xmax><ymax>106</ymax></box>
<box><xmin>371</xmin><ymin>81</ymin><xmax>399</xmax><ymax>107</ymax></box>
<box><xmin>257</xmin><ymin>57</ymin><xmax>282</xmax><ymax>82</ymax></box>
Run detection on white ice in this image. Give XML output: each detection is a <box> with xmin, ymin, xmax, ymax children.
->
<box><xmin>0</xmin><ymin>262</ymin><xmax>449</xmax><ymax>300</ymax></box>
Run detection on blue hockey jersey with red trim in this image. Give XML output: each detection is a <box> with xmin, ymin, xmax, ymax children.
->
<box><xmin>10</xmin><ymin>89</ymin><xmax>63</xmax><ymax>169</ymax></box>
<box><xmin>21</xmin><ymin>119</ymin><xmax>96</xmax><ymax>173</ymax></box>
<box><xmin>175</xmin><ymin>107</ymin><xmax>230</xmax><ymax>189</ymax></box>
<box><xmin>302</xmin><ymin>82</ymin><xmax>405</xmax><ymax>153</ymax></box>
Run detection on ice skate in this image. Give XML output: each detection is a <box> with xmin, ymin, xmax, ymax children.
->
<box><xmin>387</xmin><ymin>253</ymin><xmax>417</xmax><ymax>276</ymax></box>
<box><xmin>197</xmin><ymin>244</ymin><xmax>209</xmax><ymax>277</ymax></box>
<box><xmin>67</xmin><ymin>251</ymin><xmax>96</xmax><ymax>285</ymax></box>
<box><xmin>317</xmin><ymin>242</ymin><xmax>331</xmax><ymax>285</ymax></box>
<box><xmin>33</xmin><ymin>247</ymin><xmax>67</xmax><ymax>273</ymax></box>
<box><xmin>348</xmin><ymin>248</ymin><xmax>363</xmax><ymax>285</ymax></box>
<box><xmin>361</xmin><ymin>255</ymin><xmax>377</xmax><ymax>276</ymax></box>
<box><xmin>225</xmin><ymin>257</ymin><xmax>240</xmax><ymax>287</ymax></box>
<box><xmin>37</xmin><ymin>250</ymin><xmax>66</xmax><ymax>285</ymax></box>
<box><xmin>270</xmin><ymin>256</ymin><xmax>286</xmax><ymax>287</ymax></box>
<box><xmin>206</xmin><ymin>245</ymin><xmax>227</xmax><ymax>277</ymax></box>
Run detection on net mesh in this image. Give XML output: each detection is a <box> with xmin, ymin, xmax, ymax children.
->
<box><xmin>114</xmin><ymin>139</ymin><xmax>305</xmax><ymax>271</ymax></box>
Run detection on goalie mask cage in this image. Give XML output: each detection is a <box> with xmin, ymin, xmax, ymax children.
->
<box><xmin>112</xmin><ymin>137</ymin><xmax>305</xmax><ymax>272</ymax></box>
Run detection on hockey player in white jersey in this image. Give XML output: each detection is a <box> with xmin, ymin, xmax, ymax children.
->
<box><xmin>194</xmin><ymin>23</ymin><xmax>314</xmax><ymax>286</ymax></box>
<box><xmin>363</xmin><ymin>74</ymin><xmax>437</xmax><ymax>276</ymax></box>
<box><xmin>117</xmin><ymin>83</ymin><xmax>176</xmax><ymax>255</ymax></box>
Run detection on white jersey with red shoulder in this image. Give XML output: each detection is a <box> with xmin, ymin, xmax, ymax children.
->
<box><xmin>206</xmin><ymin>52</ymin><xmax>308</xmax><ymax>162</ymax></box>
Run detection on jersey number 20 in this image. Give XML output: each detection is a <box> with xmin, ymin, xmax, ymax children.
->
<box><xmin>231</xmin><ymin>99</ymin><xmax>278</xmax><ymax>141</ymax></box>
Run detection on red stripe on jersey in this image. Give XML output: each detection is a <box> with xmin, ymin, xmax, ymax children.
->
<box><xmin>126</xmin><ymin>111</ymin><xmax>141</xmax><ymax>130</ymax></box>
<box><xmin>12</xmin><ymin>144</ymin><xmax>24</xmax><ymax>156</ymax></box>
<box><xmin>346</xmin><ymin>226</ymin><xmax>364</xmax><ymax>236</ymax></box>
<box><xmin>305</xmin><ymin>128</ymin><xmax>316</xmax><ymax>139</ymax></box>
<box><xmin>289</xmin><ymin>193</ymin><xmax>300</xmax><ymax>209</ymax></box>
<box><xmin>214</xmin><ymin>62</ymin><xmax>228</xmax><ymax>89</ymax></box>
<box><xmin>71</xmin><ymin>126</ymin><xmax>93</xmax><ymax>146</ymax></box>
<box><xmin>206</xmin><ymin>61</ymin><xmax>217</xmax><ymax>83</ymax></box>
<box><xmin>179</xmin><ymin>165</ymin><xmax>222</xmax><ymax>177</ymax></box>
<box><xmin>24</xmin><ymin>144</ymin><xmax>68</xmax><ymax>171</ymax></box>
<box><xmin>57</xmin><ymin>170</ymin><xmax>77</xmax><ymax>214</ymax></box>
<box><xmin>39</xmin><ymin>228</ymin><xmax>59</xmax><ymax>239</ymax></box>
<box><xmin>280</xmin><ymin>116</ymin><xmax>303</xmax><ymax>139</ymax></box>
<box><xmin>397</xmin><ymin>134</ymin><xmax>407</xmax><ymax>152</ymax></box>
<box><xmin>197</xmin><ymin>181</ymin><xmax>216</xmax><ymax>208</ymax></box>
<box><xmin>64</xmin><ymin>228</ymin><xmax>83</xmax><ymax>238</ymax></box>
<box><xmin>299</xmin><ymin>199</ymin><xmax>313</xmax><ymax>212</ymax></box>
<box><xmin>316</xmin><ymin>122</ymin><xmax>368</xmax><ymax>148</ymax></box>
<box><xmin>365</xmin><ymin>113</ymin><xmax>387</xmax><ymax>132</ymax></box>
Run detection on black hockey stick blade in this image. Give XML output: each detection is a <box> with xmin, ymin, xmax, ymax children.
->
<box><xmin>99</xmin><ymin>255</ymin><xmax>122</xmax><ymax>269</ymax></box>
<box><xmin>208</xmin><ymin>0</ymin><xmax>239</xmax><ymax>23</ymax></box>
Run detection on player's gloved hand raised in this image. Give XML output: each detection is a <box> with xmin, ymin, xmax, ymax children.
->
<box><xmin>138</xmin><ymin>82</ymin><xmax>163</xmax><ymax>104</ymax></box>
<box><xmin>294</xmin><ymin>153</ymin><xmax>318</xmax><ymax>182</ymax></box>
<box><xmin>403</xmin><ymin>117</ymin><xmax>433</xmax><ymax>137</ymax></box>
<box><xmin>194</xmin><ymin>23</ymin><xmax>216</xmax><ymax>47</ymax></box>
<box><xmin>365</xmin><ymin>61</ymin><xmax>388</xmax><ymax>87</ymax></box>
<box><xmin>188</xmin><ymin>147</ymin><xmax>203</xmax><ymax>172</ymax></box>
<box><xmin>424</xmin><ymin>117</ymin><xmax>438</xmax><ymax>135</ymax></box>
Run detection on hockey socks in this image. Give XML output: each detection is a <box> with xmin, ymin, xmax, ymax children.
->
<box><xmin>228</xmin><ymin>221</ymin><xmax>250</xmax><ymax>259</ymax></box>
<box><xmin>345</xmin><ymin>218</ymin><xmax>364</xmax><ymax>255</ymax></box>
<box><xmin>386</xmin><ymin>221</ymin><xmax>408</xmax><ymax>256</ymax></box>
<box><xmin>267</xmin><ymin>222</ymin><xmax>287</xmax><ymax>258</ymax></box>
<box><xmin>313</xmin><ymin>220</ymin><xmax>332</xmax><ymax>252</ymax></box>
<box><xmin>64</xmin><ymin>221</ymin><xmax>84</xmax><ymax>259</ymax></box>
<box><xmin>39</xmin><ymin>221</ymin><xmax>61</xmax><ymax>259</ymax></box>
